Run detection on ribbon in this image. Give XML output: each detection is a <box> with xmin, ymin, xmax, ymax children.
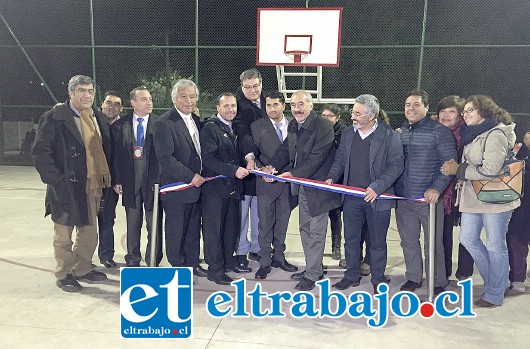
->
<box><xmin>159</xmin><ymin>175</ymin><xmax>226</xmax><ymax>194</ymax></box>
<box><xmin>249</xmin><ymin>169</ymin><xmax>425</xmax><ymax>202</ymax></box>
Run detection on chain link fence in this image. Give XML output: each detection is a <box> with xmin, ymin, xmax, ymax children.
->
<box><xmin>1</xmin><ymin>0</ymin><xmax>529</xmax><ymax>164</ymax></box>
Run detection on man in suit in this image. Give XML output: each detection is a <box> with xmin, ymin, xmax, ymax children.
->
<box><xmin>233</xmin><ymin>68</ymin><xmax>267</xmax><ymax>267</ymax></box>
<box><xmin>326</xmin><ymin>94</ymin><xmax>404</xmax><ymax>293</ymax></box>
<box><xmin>153</xmin><ymin>79</ymin><xmax>207</xmax><ymax>277</ymax></box>
<box><xmin>33</xmin><ymin>75</ymin><xmax>110</xmax><ymax>292</ymax></box>
<box><xmin>97</xmin><ymin>90</ymin><xmax>122</xmax><ymax>268</ymax></box>
<box><xmin>267</xmin><ymin>90</ymin><xmax>342</xmax><ymax>291</ymax></box>
<box><xmin>251</xmin><ymin>91</ymin><xmax>298</xmax><ymax>279</ymax></box>
<box><xmin>112</xmin><ymin>86</ymin><xmax>162</xmax><ymax>267</ymax></box>
<box><xmin>200</xmin><ymin>92</ymin><xmax>250</xmax><ymax>285</ymax></box>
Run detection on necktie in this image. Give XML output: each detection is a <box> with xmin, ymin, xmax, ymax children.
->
<box><xmin>252</xmin><ymin>100</ymin><xmax>260</xmax><ymax>109</ymax></box>
<box><xmin>275</xmin><ymin>123</ymin><xmax>283</xmax><ymax>143</ymax></box>
<box><xmin>186</xmin><ymin>118</ymin><xmax>201</xmax><ymax>156</ymax></box>
<box><xmin>136</xmin><ymin>118</ymin><xmax>144</xmax><ymax>146</ymax></box>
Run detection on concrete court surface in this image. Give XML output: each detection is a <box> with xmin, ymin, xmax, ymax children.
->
<box><xmin>0</xmin><ymin>165</ymin><xmax>529</xmax><ymax>349</ymax></box>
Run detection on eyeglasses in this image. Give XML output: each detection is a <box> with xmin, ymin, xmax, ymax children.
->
<box><xmin>321</xmin><ymin>113</ymin><xmax>336</xmax><ymax>118</ymax></box>
<box><xmin>75</xmin><ymin>87</ymin><xmax>95</xmax><ymax>95</ymax></box>
<box><xmin>461</xmin><ymin>108</ymin><xmax>476</xmax><ymax>116</ymax></box>
<box><xmin>349</xmin><ymin>109</ymin><xmax>369</xmax><ymax>118</ymax></box>
<box><xmin>242</xmin><ymin>84</ymin><xmax>261</xmax><ymax>91</ymax></box>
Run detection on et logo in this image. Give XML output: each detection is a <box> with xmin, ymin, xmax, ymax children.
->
<box><xmin>120</xmin><ymin>268</ymin><xmax>193</xmax><ymax>338</ymax></box>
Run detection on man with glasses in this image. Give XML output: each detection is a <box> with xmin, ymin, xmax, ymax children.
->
<box><xmin>33</xmin><ymin>75</ymin><xmax>111</xmax><ymax>292</ymax></box>
<box><xmin>112</xmin><ymin>86</ymin><xmax>163</xmax><ymax>267</ymax></box>
<box><xmin>325</xmin><ymin>95</ymin><xmax>404</xmax><ymax>293</ymax></box>
<box><xmin>232</xmin><ymin>68</ymin><xmax>267</xmax><ymax>272</ymax></box>
<box><xmin>394</xmin><ymin>90</ymin><xmax>456</xmax><ymax>296</ymax></box>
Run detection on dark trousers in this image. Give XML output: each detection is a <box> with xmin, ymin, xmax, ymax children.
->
<box><xmin>442</xmin><ymin>212</ymin><xmax>458</xmax><ymax>277</ymax></box>
<box><xmin>329</xmin><ymin>206</ymin><xmax>342</xmax><ymax>248</ymax></box>
<box><xmin>162</xmin><ymin>200</ymin><xmax>201</xmax><ymax>268</ymax></box>
<box><xmin>97</xmin><ymin>190</ymin><xmax>119</xmax><ymax>261</ymax></box>
<box><xmin>507</xmin><ymin>228</ymin><xmax>529</xmax><ymax>282</ymax></box>
<box><xmin>202</xmin><ymin>195</ymin><xmax>241</xmax><ymax>277</ymax></box>
<box><xmin>257</xmin><ymin>184</ymin><xmax>291</xmax><ymax>266</ymax></box>
<box><xmin>124</xmin><ymin>192</ymin><xmax>163</xmax><ymax>266</ymax></box>
<box><xmin>360</xmin><ymin>222</ymin><xmax>371</xmax><ymax>264</ymax></box>
<box><xmin>343</xmin><ymin>196</ymin><xmax>390</xmax><ymax>285</ymax></box>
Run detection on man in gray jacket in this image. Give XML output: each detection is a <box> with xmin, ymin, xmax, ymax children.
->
<box><xmin>326</xmin><ymin>94</ymin><xmax>404</xmax><ymax>293</ymax></box>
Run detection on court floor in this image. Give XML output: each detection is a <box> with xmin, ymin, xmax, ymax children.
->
<box><xmin>0</xmin><ymin>165</ymin><xmax>528</xmax><ymax>349</ymax></box>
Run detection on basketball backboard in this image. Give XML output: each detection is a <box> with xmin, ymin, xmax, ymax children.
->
<box><xmin>256</xmin><ymin>8</ymin><xmax>342</xmax><ymax>66</ymax></box>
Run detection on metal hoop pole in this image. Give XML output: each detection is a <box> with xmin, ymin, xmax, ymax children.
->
<box><xmin>428</xmin><ymin>202</ymin><xmax>436</xmax><ymax>302</ymax></box>
<box><xmin>149</xmin><ymin>184</ymin><xmax>160</xmax><ymax>267</ymax></box>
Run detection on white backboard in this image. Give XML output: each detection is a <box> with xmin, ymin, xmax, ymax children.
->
<box><xmin>257</xmin><ymin>8</ymin><xmax>342</xmax><ymax>66</ymax></box>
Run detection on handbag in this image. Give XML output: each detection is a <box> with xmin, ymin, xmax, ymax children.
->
<box><xmin>471</xmin><ymin>129</ymin><xmax>525</xmax><ymax>204</ymax></box>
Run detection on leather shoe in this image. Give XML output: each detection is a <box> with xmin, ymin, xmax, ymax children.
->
<box><xmin>126</xmin><ymin>262</ymin><xmax>141</xmax><ymax>267</ymax></box>
<box><xmin>76</xmin><ymin>270</ymin><xmax>107</xmax><ymax>282</ymax></box>
<box><xmin>474</xmin><ymin>298</ymin><xmax>497</xmax><ymax>308</ymax></box>
<box><xmin>290</xmin><ymin>271</ymin><xmax>323</xmax><ymax>280</ymax></box>
<box><xmin>207</xmin><ymin>273</ymin><xmax>233</xmax><ymax>286</ymax></box>
<box><xmin>100</xmin><ymin>259</ymin><xmax>117</xmax><ymax>268</ymax></box>
<box><xmin>56</xmin><ymin>274</ymin><xmax>83</xmax><ymax>292</ymax></box>
<box><xmin>248</xmin><ymin>252</ymin><xmax>259</xmax><ymax>261</ymax></box>
<box><xmin>255</xmin><ymin>266</ymin><xmax>272</xmax><ymax>279</ymax></box>
<box><xmin>193</xmin><ymin>266</ymin><xmax>208</xmax><ymax>277</ymax></box>
<box><xmin>271</xmin><ymin>260</ymin><xmax>298</xmax><ymax>272</ymax></box>
<box><xmin>294</xmin><ymin>277</ymin><xmax>316</xmax><ymax>291</ymax></box>
<box><xmin>373</xmin><ymin>278</ymin><xmax>391</xmax><ymax>293</ymax></box>
<box><xmin>333</xmin><ymin>277</ymin><xmax>360</xmax><ymax>290</ymax></box>
<box><xmin>233</xmin><ymin>264</ymin><xmax>253</xmax><ymax>273</ymax></box>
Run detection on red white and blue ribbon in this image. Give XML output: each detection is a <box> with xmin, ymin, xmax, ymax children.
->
<box><xmin>159</xmin><ymin>175</ymin><xmax>226</xmax><ymax>194</ymax></box>
<box><xmin>249</xmin><ymin>169</ymin><xmax>425</xmax><ymax>202</ymax></box>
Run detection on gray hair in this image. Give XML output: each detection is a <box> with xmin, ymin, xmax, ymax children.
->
<box><xmin>68</xmin><ymin>75</ymin><xmax>94</xmax><ymax>92</ymax></box>
<box><xmin>171</xmin><ymin>79</ymin><xmax>199</xmax><ymax>102</ymax></box>
<box><xmin>292</xmin><ymin>90</ymin><xmax>313</xmax><ymax>107</ymax></box>
<box><xmin>240</xmin><ymin>68</ymin><xmax>262</xmax><ymax>83</ymax></box>
<box><xmin>354</xmin><ymin>94</ymin><xmax>380</xmax><ymax>116</ymax></box>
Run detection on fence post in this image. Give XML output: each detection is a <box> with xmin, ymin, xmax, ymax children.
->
<box><xmin>428</xmin><ymin>201</ymin><xmax>435</xmax><ymax>302</ymax></box>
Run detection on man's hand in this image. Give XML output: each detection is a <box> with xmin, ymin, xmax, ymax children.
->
<box><xmin>278</xmin><ymin>171</ymin><xmax>292</xmax><ymax>178</ymax></box>
<box><xmin>424</xmin><ymin>189</ymin><xmax>440</xmax><ymax>204</ymax></box>
<box><xmin>113</xmin><ymin>184</ymin><xmax>123</xmax><ymax>195</ymax></box>
<box><xmin>325</xmin><ymin>179</ymin><xmax>334</xmax><ymax>185</ymax></box>
<box><xmin>364</xmin><ymin>187</ymin><xmax>378</xmax><ymax>203</ymax></box>
<box><xmin>246</xmin><ymin>158</ymin><xmax>257</xmax><ymax>170</ymax></box>
<box><xmin>441</xmin><ymin>159</ymin><xmax>459</xmax><ymax>176</ymax></box>
<box><xmin>235</xmin><ymin>167</ymin><xmax>250</xmax><ymax>179</ymax></box>
<box><xmin>190</xmin><ymin>173</ymin><xmax>205</xmax><ymax>187</ymax></box>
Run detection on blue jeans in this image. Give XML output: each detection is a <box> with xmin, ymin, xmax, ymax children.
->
<box><xmin>459</xmin><ymin>210</ymin><xmax>513</xmax><ymax>305</ymax></box>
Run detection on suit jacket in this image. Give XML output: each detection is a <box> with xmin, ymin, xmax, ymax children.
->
<box><xmin>111</xmin><ymin>111</ymin><xmax>160</xmax><ymax>209</ymax></box>
<box><xmin>233</xmin><ymin>88</ymin><xmax>267</xmax><ymax>196</ymax></box>
<box><xmin>327</xmin><ymin>123</ymin><xmax>405</xmax><ymax>211</ymax></box>
<box><xmin>200</xmin><ymin>116</ymin><xmax>243</xmax><ymax>200</ymax></box>
<box><xmin>33</xmin><ymin>102</ymin><xmax>111</xmax><ymax>226</ymax></box>
<box><xmin>153</xmin><ymin>107</ymin><xmax>202</xmax><ymax>204</ymax></box>
<box><xmin>269</xmin><ymin>111</ymin><xmax>341</xmax><ymax>216</ymax></box>
<box><xmin>251</xmin><ymin>115</ymin><xmax>293</xmax><ymax>199</ymax></box>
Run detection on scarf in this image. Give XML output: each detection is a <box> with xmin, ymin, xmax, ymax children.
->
<box><xmin>79</xmin><ymin>110</ymin><xmax>111</xmax><ymax>198</ymax></box>
<box><xmin>459</xmin><ymin>117</ymin><xmax>497</xmax><ymax>147</ymax></box>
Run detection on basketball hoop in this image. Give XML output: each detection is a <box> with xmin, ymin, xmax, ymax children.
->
<box><xmin>285</xmin><ymin>50</ymin><xmax>310</xmax><ymax>63</ymax></box>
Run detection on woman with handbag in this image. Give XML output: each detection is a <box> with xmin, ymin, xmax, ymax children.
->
<box><xmin>441</xmin><ymin>95</ymin><xmax>520</xmax><ymax>307</ymax></box>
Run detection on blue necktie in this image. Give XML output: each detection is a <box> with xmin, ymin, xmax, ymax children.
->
<box><xmin>275</xmin><ymin>123</ymin><xmax>283</xmax><ymax>143</ymax></box>
<box><xmin>137</xmin><ymin>118</ymin><xmax>144</xmax><ymax>146</ymax></box>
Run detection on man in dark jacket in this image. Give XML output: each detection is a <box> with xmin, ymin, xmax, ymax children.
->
<box><xmin>267</xmin><ymin>90</ymin><xmax>342</xmax><ymax>291</ymax></box>
<box><xmin>394</xmin><ymin>90</ymin><xmax>457</xmax><ymax>295</ymax></box>
<box><xmin>33</xmin><ymin>75</ymin><xmax>111</xmax><ymax>292</ymax></box>
<box><xmin>326</xmin><ymin>94</ymin><xmax>404</xmax><ymax>293</ymax></box>
<box><xmin>153</xmin><ymin>79</ymin><xmax>207</xmax><ymax>277</ymax></box>
<box><xmin>233</xmin><ymin>68</ymin><xmax>267</xmax><ymax>267</ymax></box>
<box><xmin>97</xmin><ymin>90</ymin><xmax>122</xmax><ymax>268</ymax></box>
<box><xmin>112</xmin><ymin>86</ymin><xmax>162</xmax><ymax>267</ymax></box>
<box><xmin>200</xmin><ymin>92</ymin><xmax>250</xmax><ymax>285</ymax></box>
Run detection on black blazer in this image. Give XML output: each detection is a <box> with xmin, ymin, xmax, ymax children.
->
<box><xmin>33</xmin><ymin>102</ymin><xmax>111</xmax><ymax>226</ymax></box>
<box><xmin>251</xmin><ymin>115</ymin><xmax>293</xmax><ymax>198</ymax></box>
<box><xmin>153</xmin><ymin>107</ymin><xmax>202</xmax><ymax>204</ymax></box>
<box><xmin>200</xmin><ymin>116</ymin><xmax>243</xmax><ymax>200</ymax></box>
<box><xmin>233</xmin><ymin>88</ymin><xmax>267</xmax><ymax>196</ymax></box>
<box><xmin>269</xmin><ymin>111</ymin><xmax>341</xmax><ymax>217</ymax></box>
<box><xmin>111</xmin><ymin>111</ymin><xmax>159</xmax><ymax>209</ymax></box>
